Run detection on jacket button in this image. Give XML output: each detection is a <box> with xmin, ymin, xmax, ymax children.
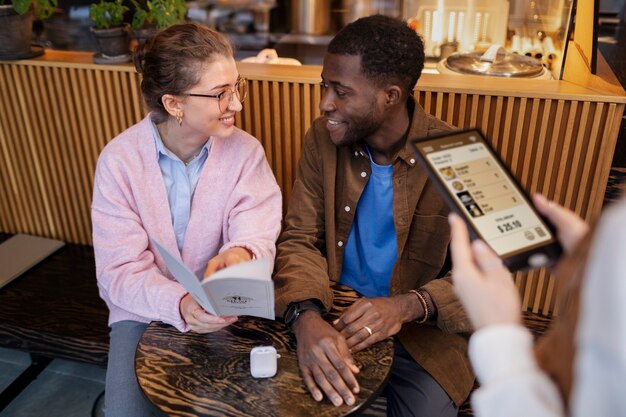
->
<box><xmin>354</xmin><ymin>151</ymin><xmax>359</xmax><ymax>157</ymax></box>
<box><xmin>410</xmin><ymin>158</ymin><xmax>416</xmax><ymax>164</ymax></box>
<box><xmin>344</xmin><ymin>206</ymin><xmax>350</xmax><ymax>212</ymax></box>
<box><xmin>361</xmin><ymin>172</ymin><xmax>367</xmax><ymax>178</ymax></box>
<box><xmin>337</xmin><ymin>241</ymin><xmax>344</xmax><ymax>247</ymax></box>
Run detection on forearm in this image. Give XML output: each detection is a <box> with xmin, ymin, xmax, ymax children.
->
<box><xmin>92</xmin><ymin>170</ymin><xmax>188</xmax><ymax>329</ymax></box>
<box><xmin>99</xmin><ymin>264</ymin><xmax>189</xmax><ymax>330</ymax></box>
<box><xmin>221</xmin><ymin>146</ymin><xmax>283</xmax><ymax>262</ymax></box>
<box><xmin>395</xmin><ymin>291</ymin><xmax>430</xmax><ymax>323</ymax></box>
<box><xmin>292</xmin><ymin>309</ymin><xmax>324</xmax><ymax>335</ymax></box>
<box><xmin>398</xmin><ymin>280</ymin><xmax>461</xmax><ymax>327</ymax></box>
<box><xmin>274</xmin><ymin>240</ymin><xmax>334</xmax><ymax>317</ymax></box>
<box><xmin>274</xmin><ymin>129</ymin><xmax>334</xmax><ymax>316</ymax></box>
<box><xmin>422</xmin><ymin>275</ymin><xmax>473</xmax><ymax>333</ymax></box>
<box><xmin>93</xmin><ymin>215</ymin><xmax>188</xmax><ymax>328</ymax></box>
<box><xmin>470</xmin><ymin>325</ymin><xmax>565</xmax><ymax>417</ymax></box>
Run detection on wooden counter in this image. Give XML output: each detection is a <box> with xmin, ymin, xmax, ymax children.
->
<box><xmin>1</xmin><ymin>49</ymin><xmax>624</xmax><ymax>315</ymax></box>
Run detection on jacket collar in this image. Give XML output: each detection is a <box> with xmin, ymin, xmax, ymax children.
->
<box><xmin>349</xmin><ymin>96</ymin><xmax>426</xmax><ymax>167</ymax></box>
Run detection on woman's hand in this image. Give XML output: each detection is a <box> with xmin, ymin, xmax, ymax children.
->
<box><xmin>204</xmin><ymin>247</ymin><xmax>254</xmax><ymax>277</ymax></box>
<box><xmin>449</xmin><ymin>213</ymin><xmax>522</xmax><ymax>330</ymax></box>
<box><xmin>533</xmin><ymin>194</ymin><xmax>589</xmax><ymax>254</ymax></box>
<box><xmin>179</xmin><ymin>293</ymin><xmax>237</xmax><ymax>333</ymax></box>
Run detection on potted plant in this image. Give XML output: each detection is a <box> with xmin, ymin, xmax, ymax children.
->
<box><xmin>130</xmin><ymin>0</ymin><xmax>186</xmax><ymax>47</ymax></box>
<box><xmin>0</xmin><ymin>0</ymin><xmax>57</xmax><ymax>59</ymax></box>
<box><xmin>89</xmin><ymin>0</ymin><xmax>131</xmax><ymax>63</ymax></box>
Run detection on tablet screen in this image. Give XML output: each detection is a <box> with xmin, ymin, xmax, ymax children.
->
<box><xmin>413</xmin><ymin>130</ymin><xmax>557</xmax><ymax>257</ymax></box>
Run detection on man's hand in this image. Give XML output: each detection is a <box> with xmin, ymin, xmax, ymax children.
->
<box><xmin>179</xmin><ymin>293</ymin><xmax>238</xmax><ymax>333</ymax></box>
<box><xmin>204</xmin><ymin>247</ymin><xmax>254</xmax><ymax>277</ymax></box>
<box><xmin>332</xmin><ymin>296</ymin><xmax>414</xmax><ymax>352</ymax></box>
<box><xmin>292</xmin><ymin>311</ymin><xmax>360</xmax><ymax>407</ymax></box>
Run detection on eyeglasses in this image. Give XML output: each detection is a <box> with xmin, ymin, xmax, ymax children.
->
<box><xmin>186</xmin><ymin>77</ymin><xmax>248</xmax><ymax>113</ymax></box>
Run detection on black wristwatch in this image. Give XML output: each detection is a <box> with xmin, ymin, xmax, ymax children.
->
<box><xmin>284</xmin><ymin>299</ymin><xmax>322</xmax><ymax>329</ymax></box>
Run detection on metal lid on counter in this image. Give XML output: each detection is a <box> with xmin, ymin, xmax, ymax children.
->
<box><xmin>442</xmin><ymin>46</ymin><xmax>545</xmax><ymax>77</ymax></box>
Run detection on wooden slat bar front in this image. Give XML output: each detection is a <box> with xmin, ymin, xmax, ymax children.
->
<box><xmin>1</xmin><ymin>50</ymin><xmax>624</xmax><ymax>316</ymax></box>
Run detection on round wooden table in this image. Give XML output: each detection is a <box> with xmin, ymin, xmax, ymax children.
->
<box><xmin>136</xmin><ymin>284</ymin><xmax>393</xmax><ymax>417</ymax></box>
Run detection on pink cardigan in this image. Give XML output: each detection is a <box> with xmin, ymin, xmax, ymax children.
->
<box><xmin>92</xmin><ymin>115</ymin><xmax>282</xmax><ymax>331</ymax></box>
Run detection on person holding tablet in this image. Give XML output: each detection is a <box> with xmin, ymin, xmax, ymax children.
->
<box><xmin>449</xmin><ymin>194</ymin><xmax>626</xmax><ymax>417</ymax></box>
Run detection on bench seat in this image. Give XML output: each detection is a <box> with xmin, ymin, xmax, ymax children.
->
<box><xmin>0</xmin><ymin>234</ymin><xmax>109</xmax><ymax>367</ymax></box>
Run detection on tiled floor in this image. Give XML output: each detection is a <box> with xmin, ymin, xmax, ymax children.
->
<box><xmin>0</xmin><ymin>349</ymin><xmax>30</xmax><ymax>394</ymax></box>
<box><xmin>0</xmin><ymin>348</ymin><xmax>105</xmax><ymax>417</ymax></box>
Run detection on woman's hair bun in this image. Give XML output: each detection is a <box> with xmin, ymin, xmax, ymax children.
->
<box><xmin>133</xmin><ymin>42</ymin><xmax>148</xmax><ymax>75</ymax></box>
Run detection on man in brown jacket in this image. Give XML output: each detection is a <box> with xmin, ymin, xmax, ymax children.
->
<box><xmin>274</xmin><ymin>15</ymin><xmax>473</xmax><ymax>416</ymax></box>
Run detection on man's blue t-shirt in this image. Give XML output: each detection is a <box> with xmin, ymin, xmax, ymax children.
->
<box><xmin>340</xmin><ymin>152</ymin><xmax>397</xmax><ymax>298</ymax></box>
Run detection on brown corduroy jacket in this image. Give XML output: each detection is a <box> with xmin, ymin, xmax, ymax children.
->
<box><xmin>273</xmin><ymin>98</ymin><xmax>474</xmax><ymax>406</ymax></box>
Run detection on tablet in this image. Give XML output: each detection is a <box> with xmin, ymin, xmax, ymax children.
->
<box><xmin>410</xmin><ymin>128</ymin><xmax>562</xmax><ymax>271</ymax></box>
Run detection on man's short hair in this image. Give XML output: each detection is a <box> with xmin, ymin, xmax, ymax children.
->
<box><xmin>328</xmin><ymin>14</ymin><xmax>425</xmax><ymax>94</ymax></box>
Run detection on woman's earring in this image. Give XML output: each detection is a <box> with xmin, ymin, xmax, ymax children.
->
<box><xmin>176</xmin><ymin>112</ymin><xmax>184</xmax><ymax>126</ymax></box>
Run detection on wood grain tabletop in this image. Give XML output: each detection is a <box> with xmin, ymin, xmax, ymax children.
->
<box><xmin>136</xmin><ymin>284</ymin><xmax>393</xmax><ymax>417</ymax></box>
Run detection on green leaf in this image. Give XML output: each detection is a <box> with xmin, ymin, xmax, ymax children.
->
<box><xmin>89</xmin><ymin>0</ymin><xmax>128</xmax><ymax>29</ymax></box>
<box><xmin>12</xmin><ymin>0</ymin><xmax>31</xmax><ymax>15</ymax></box>
<box><xmin>34</xmin><ymin>0</ymin><xmax>57</xmax><ymax>19</ymax></box>
<box><xmin>134</xmin><ymin>0</ymin><xmax>186</xmax><ymax>30</ymax></box>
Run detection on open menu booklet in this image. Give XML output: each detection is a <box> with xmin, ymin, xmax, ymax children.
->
<box><xmin>151</xmin><ymin>239</ymin><xmax>275</xmax><ymax>320</ymax></box>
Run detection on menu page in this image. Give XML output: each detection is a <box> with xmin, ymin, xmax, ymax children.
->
<box><xmin>417</xmin><ymin>132</ymin><xmax>554</xmax><ymax>256</ymax></box>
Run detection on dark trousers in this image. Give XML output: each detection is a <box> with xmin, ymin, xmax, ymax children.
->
<box><xmin>383</xmin><ymin>339</ymin><xmax>458</xmax><ymax>417</ymax></box>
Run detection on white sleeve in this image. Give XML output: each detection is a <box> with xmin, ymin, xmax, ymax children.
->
<box><xmin>469</xmin><ymin>324</ymin><xmax>565</xmax><ymax>417</ymax></box>
<box><xmin>571</xmin><ymin>202</ymin><xmax>626</xmax><ymax>417</ymax></box>
<box><xmin>468</xmin><ymin>200</ymin><xmax>626</xmax><ymax>417</ymax></box>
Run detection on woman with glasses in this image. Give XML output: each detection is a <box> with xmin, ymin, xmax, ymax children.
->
<box><xmin>91</xmin><ymin>23</ymin><xmax>282</xmax><ymax>417</ymax></box>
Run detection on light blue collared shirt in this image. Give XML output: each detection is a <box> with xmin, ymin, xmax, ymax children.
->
<box><xmin>151</xmin><ymin>120</ymin><xmax>212</xmax><ymax>251</ymax></box>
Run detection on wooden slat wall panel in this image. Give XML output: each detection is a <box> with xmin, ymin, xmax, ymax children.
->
<box><xmin>589</xmin><ymin>103</ymin><xmax>621</xmax><ymax>218</ymax></box>
<box><xmin>0</xmin><ymin>59</ymin><xmax>623</xmax><ymax>316</ymax></box>
<box><xmin>0</xmin><ymin>63</ymin><xmax>143</xmax><ymax>245</ymax></box>
<box><xmin>234</xmin><ymin>79</ymin><xmax>320</xmax><ymax>208</ymax></box>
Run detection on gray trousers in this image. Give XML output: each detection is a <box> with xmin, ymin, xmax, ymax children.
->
<box><xmin>384</xmin><ymin>339</ymin><xmax>458</xmax><ymax>417</ymax></box>
<box><xmin>105</xmin><ymin>320</ymin><xmax>168</xmax><ymax>417</ymax></box>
